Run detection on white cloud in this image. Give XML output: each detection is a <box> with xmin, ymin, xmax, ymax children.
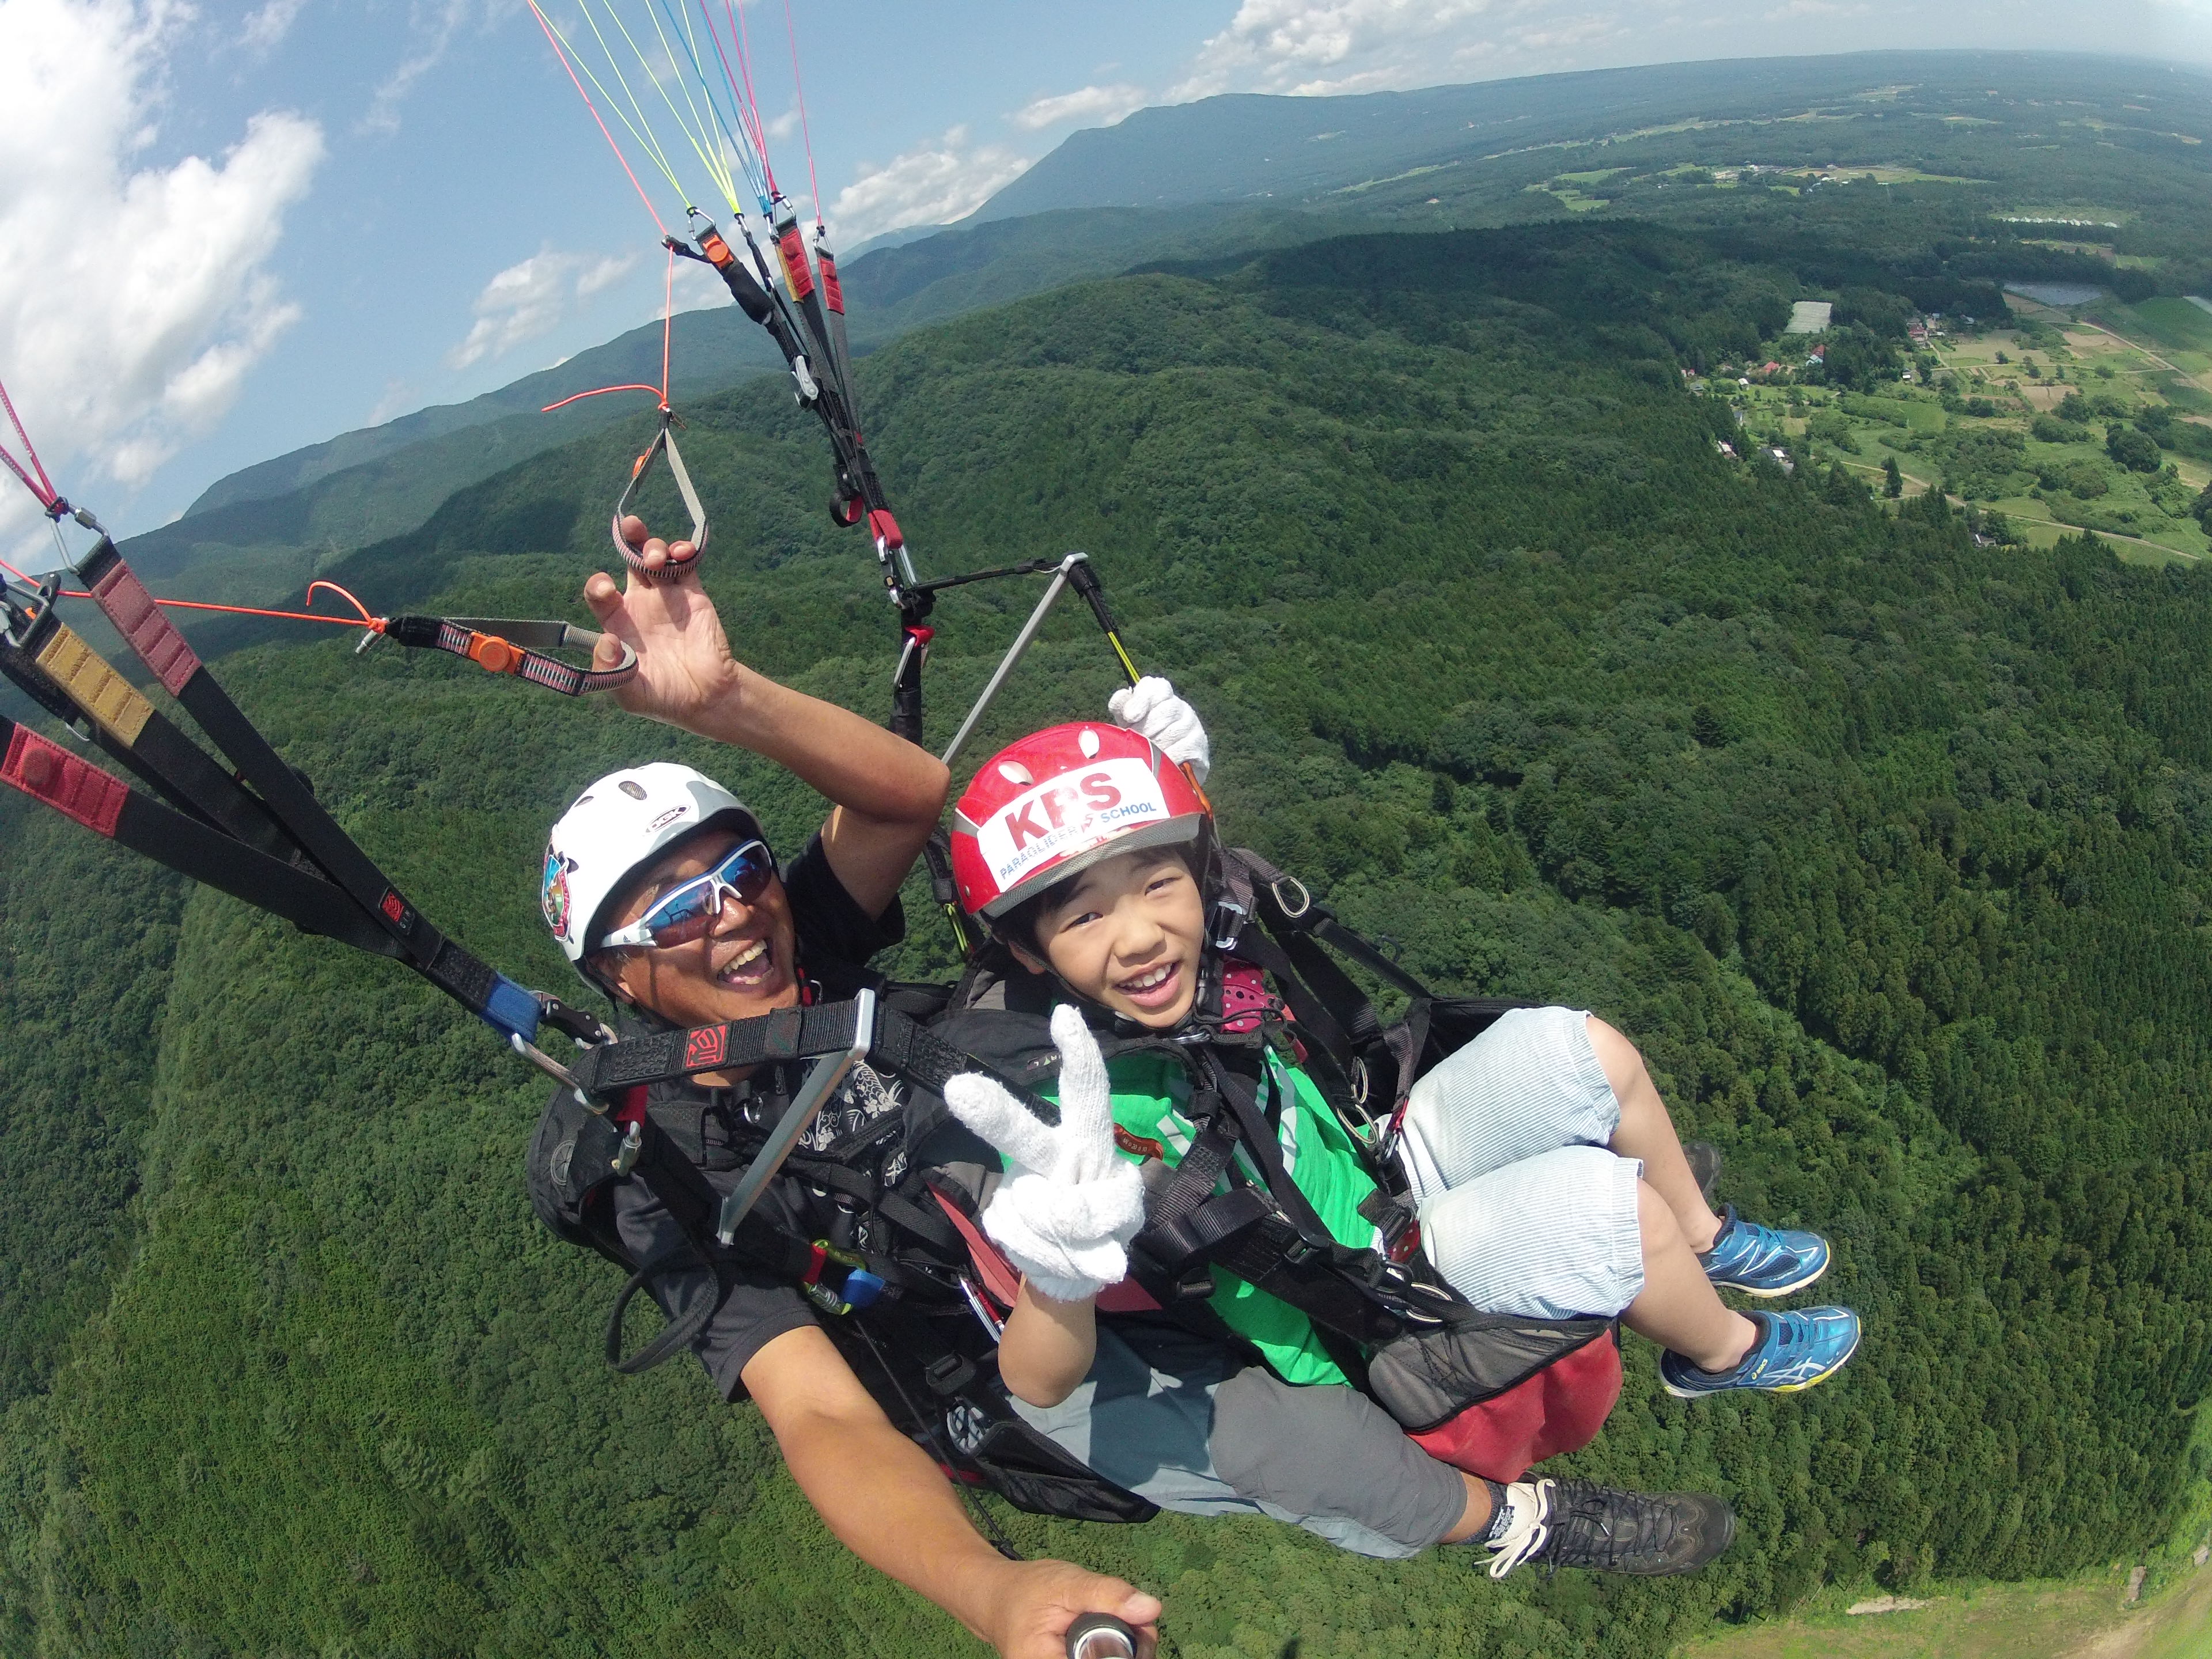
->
<box><xmin>830</xmin><ymin>125</ymin><xmax>1034</xmax><ymax>244</ymax></box>
<box><xmin>0</xmin><ymin>0</ymin><xmax>323</xmax><ymax>541</ymax></box>
<box><xmin>448</xmin><ymin>248</ymin><xmax>639</xmax><ymax>370</ymax></box>
<box><xmin>1175</xmin><ymin>0</ymin><xmax>1501</xmax><ymax>99</ymax></box>
<box><xmin>1011</xmin><ymin>83</ymin><xmax>1149</xmax><ymax>132</ymax></box>
<box><xmin>238</xmin><ymin>0</ymin><xmax>305</xmax><ymax>54</ymax></box>
<box><xmin>362</xmin><ymin>0</ymin><xmax>480</xmax><ymax>136</ymax></box>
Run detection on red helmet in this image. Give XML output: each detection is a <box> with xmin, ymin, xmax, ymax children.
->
<box><xmin>950</xmin><ymin>723</ymin><xmax>1209</xmax><ymax>921</ymax></box>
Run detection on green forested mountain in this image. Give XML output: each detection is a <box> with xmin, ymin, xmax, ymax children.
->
<box><xmin>118</xmin><ymin>50</ymin><xmax>2212</xmax><ymax>611</ymax></box>
<box><xmin>4</xmin><ymin>187</ymin><xmax>2212</xmax><ymax>1659</ymax></box>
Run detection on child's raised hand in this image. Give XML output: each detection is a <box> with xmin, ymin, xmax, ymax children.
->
<box><xmin>942</xmin><ymin>1006</ymin><xmax>1146</xmax><ymax>1301</ymax></box>
<box><xmin>1108</xmin><ymin>676</ymin><xmax>1210</xmax><ymax>784</ymax></box>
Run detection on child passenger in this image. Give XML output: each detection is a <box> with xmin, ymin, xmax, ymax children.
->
<box><xmin>936</xmin><ymin>685</ymin><xmax>1861</xmax><ymax>1575</ymax></box>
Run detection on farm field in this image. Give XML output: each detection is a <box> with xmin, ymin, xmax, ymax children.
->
<box><xmin>1737</xmin><ymin>300</ymin><xmax>2212</xmax><ymax>565</ymax></box>
<box><xmin>1681</xmin><ymin>1558</ymin><xmax>2212</xmax><ymax>1659</ymax></box>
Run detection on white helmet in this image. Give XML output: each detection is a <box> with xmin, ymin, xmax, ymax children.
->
<box><xmin>541</xmin><ymin>762</ymin><xmax>762</xmax><ymax>971</ymax></box>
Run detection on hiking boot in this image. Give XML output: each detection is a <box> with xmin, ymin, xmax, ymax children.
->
<box><xmin>1484</xmin><ymin>1478</ymin><xmax>1736</xmax><ymax>1578</ymax></box>
<box><xmin>1660</xmin><ymin>1306</ymin><xmax>1862</xmax><ymax>1399</ymax></box>
<box><xmin>1699</xmin><ymin>1204</ymin><xmax>1831</xmax><ymax>1297</ymax></box>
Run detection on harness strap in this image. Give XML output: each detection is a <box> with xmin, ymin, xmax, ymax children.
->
<box><xmin>1209</xmin><ymin>1055</ymin><xmax>1339</xmax><ymax>1252</ymax></box>
<box><xmin>71</xmin><ymin>538</ymin><xmax>544</xmax><ymax>1044</ymax></box>
<box><xmin>0</xmin><ymin>618</ymin><xmax>306</xmax><ymax>863</ymax></box>
<box><xmin>567</xmin><ymin>1001</ymin><xmax>1062</xmax><ymax>1131</ymax></box>
<box><xmin>606</xmin><ymin>1244</ymin><xmax>727</xmax><ymax>1374</ymax></box>
<box><xmin>0</xmin><ymin>715</ymin><xmax>403</xmax><ymax>962</ymax></box>
<box><xmin>382</xmin><ymin>615</ymin><xmax>638</xmax><ymax>696</ymax></box>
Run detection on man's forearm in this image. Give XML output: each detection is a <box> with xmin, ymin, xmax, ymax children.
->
<box><xmin>687</xmin><ymin>665</ymin><xmax>946</xmax><ymax>827</ymax></box>
<box><xmin>774</xmin><ymin>1401</ymin><xmax>1016</xmax><ymax>1639</ymax></box>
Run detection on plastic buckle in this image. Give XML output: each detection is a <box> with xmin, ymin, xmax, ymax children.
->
<box><xmin>1209</xmin><ymin>898</ymin><xmax>1248</xmax><ymax>952</ymax></box>
<box><xmin>464</xmin><ymin>631</ymin><xmax>521</xmax><ymax>675</ymax></box>
<box><xmin>925</xmin><ymin>1353</ymin><xmax>976</xmax><ymax>1396</ymax></box>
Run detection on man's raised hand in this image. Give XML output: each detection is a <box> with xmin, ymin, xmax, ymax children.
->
<box><xmin>583</xmin><ymin>517</ymin><xmax>742</xmax><ymax>732</ymax></box>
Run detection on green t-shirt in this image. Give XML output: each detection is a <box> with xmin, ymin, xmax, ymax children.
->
<box><xmin>1047</xmin><ymin>1043</ymin><xmax>1380</xmax><ymax>1386</ymax></box>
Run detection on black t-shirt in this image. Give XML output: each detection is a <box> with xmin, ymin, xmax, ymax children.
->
<box><xmin>590</xmin><ymin>830</ymin><xmax>907</xmax><ymax>1400</ymax></box>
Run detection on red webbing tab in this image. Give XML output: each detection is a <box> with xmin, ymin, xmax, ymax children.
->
<box><xmin>2</xmin><ymin>725</ymin><xmax>127</xmax><ymax>836</ymax></box>
<box><xmin>88</xmin><ymin>558</ymin><xmax>201</xmax><ymax>696</ymax></box>
<box><xmin>818</xmin><ymin>252</ymin><xmax>844</xmax><ymax>314</ymax></box>
<box><xmin>866</xmin><ymin>507</ymin><xmax>903</xmax><ymax>550</ymax></box>
<box><xmin>614</xmin><ymin>1085</ymin><xmax>650</xmax><ymax>1132</ymax></box>
<box><xmin>931</xmin><ymin>1188</ymin><xmax>1021</xmax><ymax>1310</ymax></box>
<box><xmin>777</xmin><ymin>226</ymin><xmax>814</xmax><ymax>301</ymax></box>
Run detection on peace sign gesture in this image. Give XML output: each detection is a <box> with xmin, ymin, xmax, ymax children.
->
<box><xmin>943</xmin><ymin>1006</ymin><xmax>1147</xmax><ymax>1302</ymax></box>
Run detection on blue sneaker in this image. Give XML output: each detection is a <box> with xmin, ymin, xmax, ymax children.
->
<box><xmin>1699</xmin><ymin>1205</ymin><xmax>1831</xmax><ymax>1297</ymax></box>
<box><xmin>1660</xmin><ymin>1308</ymin><xmax>1862</xmax><ymax>1399</ymax></box>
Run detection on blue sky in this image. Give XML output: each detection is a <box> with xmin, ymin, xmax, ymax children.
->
<box><xmin>3</xmin><ymin>0</ymin><xmax>2211</xmax><ymax>555</ymax></box>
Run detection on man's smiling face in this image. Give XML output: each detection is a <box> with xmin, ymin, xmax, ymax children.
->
<box><xmin>590</xmin><ymin>827</ymin><xmax>799</xmax><ymax>1032</ymax></box>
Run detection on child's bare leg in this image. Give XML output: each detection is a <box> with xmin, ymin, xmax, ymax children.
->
<box><xmin>1588</xmin><ymin>1017</ymin><xmax>1724</xmax><ymax>1253</ymax></box>
<box><xmin>1623</xmin><ymin>1180</ymin><xmax>1759</xmax><ymax>1372</ymax></box>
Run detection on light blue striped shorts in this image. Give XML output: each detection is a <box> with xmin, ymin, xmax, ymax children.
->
<box><xmin>1398</xmin><ymin>1005</ymin><xmax>1646</xmax><ymax>1320</ymax></box>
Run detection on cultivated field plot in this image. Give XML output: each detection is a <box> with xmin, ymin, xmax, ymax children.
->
<box><xmin>1729</xmin><ymin>309</ymin><xmax>2212</xmax><ymax>566</ymax></box>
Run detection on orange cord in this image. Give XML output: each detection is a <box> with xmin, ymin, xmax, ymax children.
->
<box><xmin>541</xmin><ymin>244</ymin><xmax>677</xmax><ymax>417</ymax></box>
<box><xmin>541</xmin><ymin>382</ymin><xmax>665</xmax><ymax>414</ymax></box>
<box><xmin>0</xmin><ymin>555</ymin><xmax>386</xmax><ymax>632</ymax></box>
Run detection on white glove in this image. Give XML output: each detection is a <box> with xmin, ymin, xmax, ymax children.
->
<box><xmin>941</xmin><ymin>1005</ymin><xmax>1146</xmax><ymax>1302</ymax></box>
<box><xmin>1109</xmin><ymin>676</ymin><xmax>1210</xmax><ymax>785</ymax></box>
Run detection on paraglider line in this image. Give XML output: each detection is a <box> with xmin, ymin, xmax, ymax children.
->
<box><xmin>782</xmin><ymin>0</ymin><xmax>822</xmax><ymax>226</ymax></box>
<box><xmin>726</xmin><ymin>0</ymin><xmax>776</xmax><ymax>195</ymax></box>
<box><xmin>527</xmin><ymin>0</ymin><xmax>671</xmax><ymax>236</ymax></box>
<box><xmin>0</xmin><ymin>376</ymin><xmax>63</xmax><ymax>517</ymax></box>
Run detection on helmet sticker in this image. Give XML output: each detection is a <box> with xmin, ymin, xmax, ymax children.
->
<box><xmin>974</xmin><ymin>757</ymin><xmax>1171</xmax><ymax>893</ymax></box>
<box><xmin>646</xmin><ymin>805</ymin><xmax>688</xmax><ymax>832</ymax></box>
<box><xmin>542</xmin><ymin>847</ymin><xmax>579</xmax><ymax>938</ymax></box>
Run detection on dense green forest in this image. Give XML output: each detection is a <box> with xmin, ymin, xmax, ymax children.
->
<box><xmin>6</xmin><ymin>174</ymin><xmax>2212</xmax><ymax>1658</ymax></box>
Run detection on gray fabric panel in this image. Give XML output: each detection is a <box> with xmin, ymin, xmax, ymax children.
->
<box><xmin>1010</xmin><ymin>1323</ymin><xmax>1436</xmax><ymax>1558</ymax></box>
<box><xmin>1209</xmin><ymin>1366</ymin><xmax>1469</xmax><ymax>1552</ymax></box>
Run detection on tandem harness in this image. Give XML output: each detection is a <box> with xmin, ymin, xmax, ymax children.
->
<box><xmin>530</xmin><ymin>844</ymin><xmax>1624</xmax><ymax>1498</ymax></box>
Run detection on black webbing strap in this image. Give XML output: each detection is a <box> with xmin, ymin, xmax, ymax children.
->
<box><xmin>606</xmin><ymin>1244</ymin><xmax>726</xmax><ymax>1374</ymax></box>
<box><xmin>0</xmin><ymin>712</ymin><xmax>403</xmax><ymax>960</ymax></box>
<box><xmin>71</xmin><ymin>539</ymin><xmax>541</xmax><ymax>1041</ymax></box>
<box><xmin>1230</xmin><ymin>846</ymin><xmax>1438</xmax><ymax>1111</ymax></box>
<box><xmin>1135</xmin><ymin>1108</ymin><xmax>1240</xmax><ymax>1249</ymax></box>
<box><xmin>1206</xmin><ymin>1220</ymin><xmax>1411</xmax><ymax>1347</ymax></box>
<box><xmin>567</xmin><ymin>1002</ymin><xmax>1062</xmax><ymax>1128</ymax></box>
<box><xmin>0</xmin><ymin>616</ymin><xmax>309</xmax><ymax>866</ymax></box>
<box><xmin>1209</xmin><ymin>1054</ymin><xmax>1338</xmax><ymax>1251</ymax></box>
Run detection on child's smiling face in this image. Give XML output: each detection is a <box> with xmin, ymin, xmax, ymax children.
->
<box><xmin>1014</xmin><ymin>847</ymin><xmax>1207</xmax><ymax>1028</ymax></box>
